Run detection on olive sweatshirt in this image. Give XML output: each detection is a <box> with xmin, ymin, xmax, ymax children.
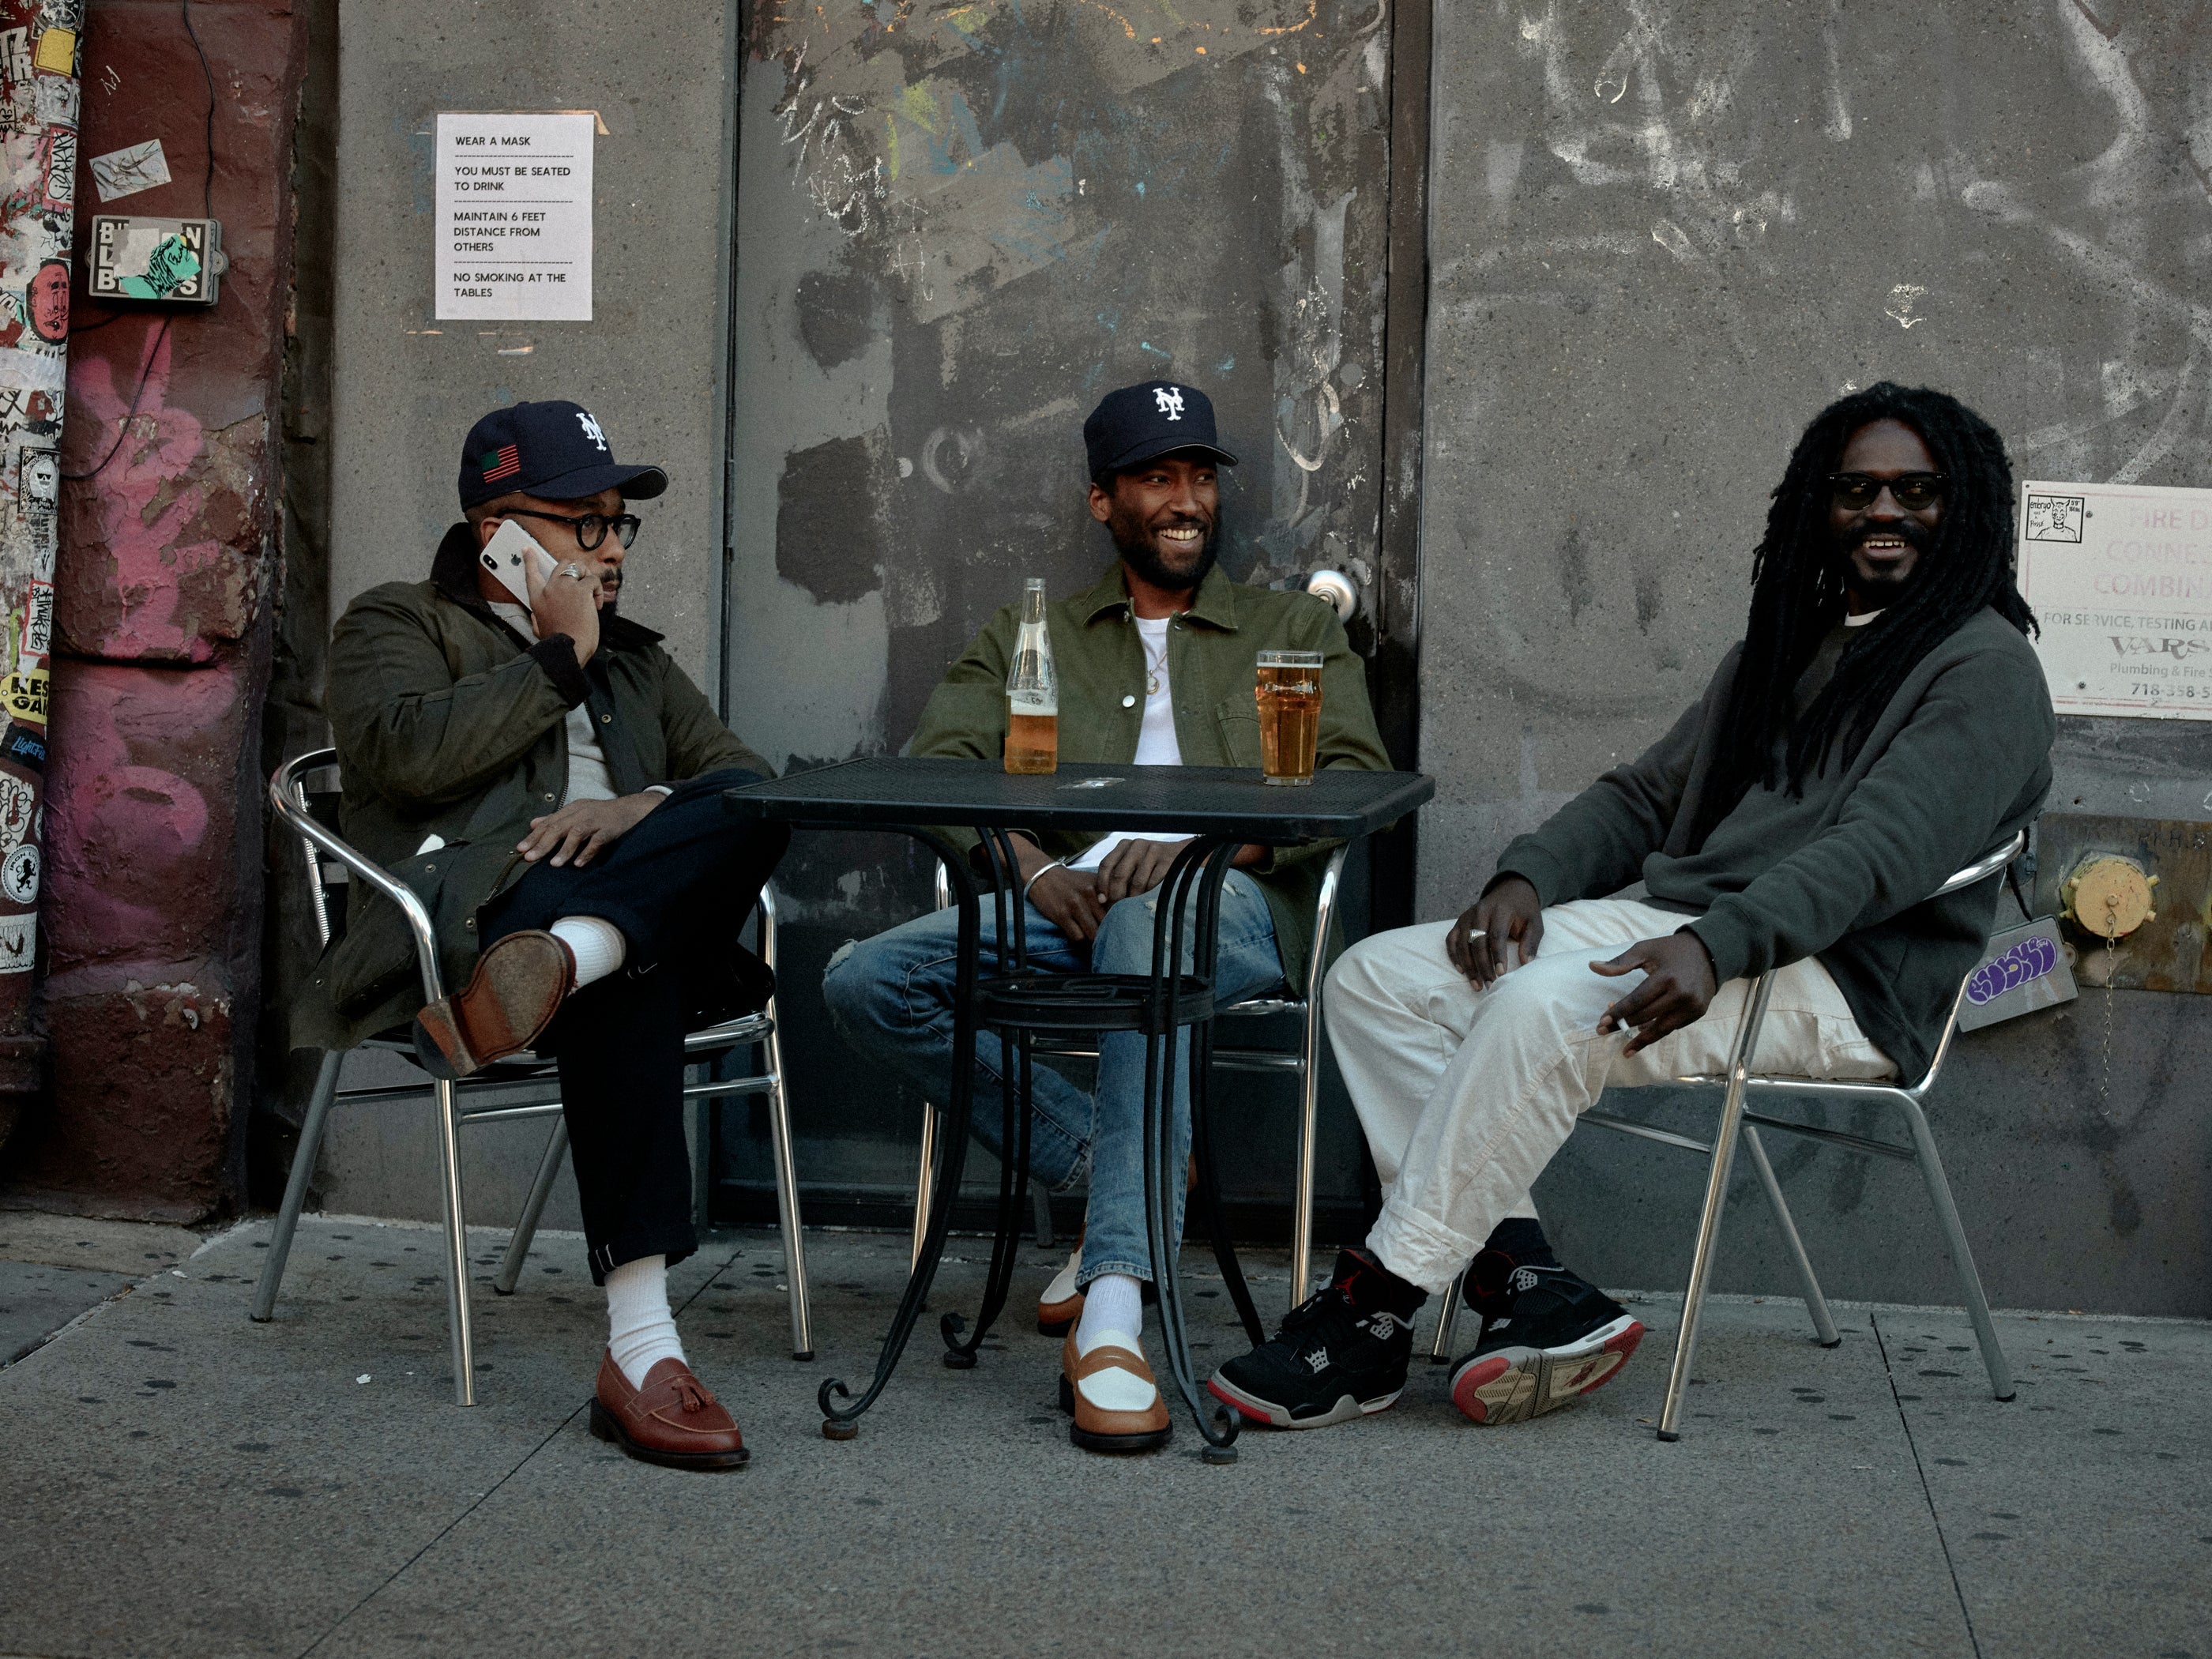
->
<box><xmin>1494</xmin><ymin>607</ymin><xmax>2056</xmax><ymax>1078</ymax></box>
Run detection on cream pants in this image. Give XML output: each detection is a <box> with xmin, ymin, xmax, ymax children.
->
<box><xmin>1324</xmin><ymin>898</ymin><xmax>1896</xmax><ymax>1294</ymax></box>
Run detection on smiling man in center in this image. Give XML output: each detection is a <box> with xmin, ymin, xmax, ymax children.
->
<box><xmin>822</xmin><ymin>379</ymin><xmax>1390</xmax><ymax>1455</ymax></box>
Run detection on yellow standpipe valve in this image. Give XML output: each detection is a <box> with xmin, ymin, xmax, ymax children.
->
<box><xmin>2060</xmin><ymin>855</ymin><xmax>2158</xmax><ymax>941</ymax></box>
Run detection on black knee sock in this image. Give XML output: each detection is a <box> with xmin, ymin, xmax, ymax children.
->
<box><xmin>1483</xmin><ymin>1218</ymin><xmax>1559</xmax><ymax>1269</ymax></box>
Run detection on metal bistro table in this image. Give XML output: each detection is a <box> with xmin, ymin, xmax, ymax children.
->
<box><xmin>722</xmin><ymin>757</ymin><xmax>1433</xmax><ymax>1461</ymax></box>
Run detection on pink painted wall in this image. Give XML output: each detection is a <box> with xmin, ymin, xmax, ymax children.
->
<box><xmin>2</xmin><ymin>0</ymin><xmax>306</xmax><ymax>1218</ymax></box>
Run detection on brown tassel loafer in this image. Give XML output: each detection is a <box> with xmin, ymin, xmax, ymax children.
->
<box><xmin>412</xmin><ymin>929</ymin><xmax>574</xmax><ymax>1079</ymax></box>
<box><xmin>589</xmin><ymin>1350</ymin><xmax>750</xmax><ymax>1471</ymax></box>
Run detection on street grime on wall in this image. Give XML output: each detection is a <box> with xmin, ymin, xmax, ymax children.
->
<box><xmin>0</xmin><ymin>0</ymin><xmax>79</xmax><ymax>1133</ymax></box>
<box><xmin>724</xmin><ymin>0</ymin><xmax>1399</xmax><ymax>1214</ymax></box>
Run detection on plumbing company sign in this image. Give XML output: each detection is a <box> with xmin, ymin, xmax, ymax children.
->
<box><xmin>2018</xmin><ymin>480</ymin><xmax>2212</xmax><ymax>721</ymax></box>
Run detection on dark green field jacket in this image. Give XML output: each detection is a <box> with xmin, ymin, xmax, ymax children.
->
<box><xmin>1495</xmin><ymin>607</ymin><xmax>2056</xmax><ymax>1078</ymax></box>
<box><xmin>907</xmin><ymin>560</ymin><xmax>1393</xmax><ymax>991</ymax></box>
<box><xmin>292</xmin><ymin>525</ymin><xmax>770</xmax><ymax>1052</ymax></box>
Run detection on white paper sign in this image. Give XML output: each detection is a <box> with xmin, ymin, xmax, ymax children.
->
<box><xmin>434</xmin><ymin>112</ymin><xmax>592</xmax><ymax>322</ymax></box>
<box><xmin>2017</xmin><ymin>479</ymin><xmax>2212</xmax><ymax>720</ymax></box>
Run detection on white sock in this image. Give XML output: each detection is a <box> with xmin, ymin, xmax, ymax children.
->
<box><xmin>604</xmin><ymin>1254</ymin><xmax>686</xmax><ymax>1387</ymax></box>
<box><xmin>1075</xmin><ymin>1272</ymin><xmax>1144</xmax><ymax>1356</ymax></box>
<box><xmin>550</xmin><ymin>916</ymin><xmax>626</xmax><ymax>988</ymax></box>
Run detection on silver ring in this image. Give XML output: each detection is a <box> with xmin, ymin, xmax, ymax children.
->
<box><xmin>558</xmin><ymin>562</ymin><xmax>584</xmax><ymax>580</ymax></box>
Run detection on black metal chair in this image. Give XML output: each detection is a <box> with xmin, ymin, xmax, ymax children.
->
<box><xmin>254</xmin><ymin>748</ymin><xmax>814</xmax><ymax>1405</ymax></box>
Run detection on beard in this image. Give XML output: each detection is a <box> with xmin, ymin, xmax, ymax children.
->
<box><xmin>1835</xmin><ymin>516</ymin><xmax>1933</xmax><ymax>600</ymax></box>
<box><xmin>1107</xmin><ymin>503</ymin><xmax>1218</xmax><ymax>592</ymax></box>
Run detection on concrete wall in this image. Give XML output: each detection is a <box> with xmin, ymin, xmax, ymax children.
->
<box><xmin>720</xmin><ymin>0</ymin><xmax>1409</xmax><ymax>1228</ymax></box>
<box><xmin>1420</xmin><ymin>0</ymin><xmax>2210</xmax><ymax>1315</ymax></box>
<box><xmin>324</xmin><ymin>2</ymin><xmax>736</xmax><ymax>677</ymax></box>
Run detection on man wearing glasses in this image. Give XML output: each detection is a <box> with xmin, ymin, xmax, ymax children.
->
<box><xmin>306</xmin><ymin>400</ymin><xmax>785</xmax><ymax>1470</ymax></box>
<box><xmin>1212</xmin><ymin>382</ymin><xmax>2054</xmax><ymax>1435</ymax></box>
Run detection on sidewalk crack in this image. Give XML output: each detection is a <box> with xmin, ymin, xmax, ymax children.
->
<box><xmin>293</xmin><ymin>1401</ymin><xmax>584</xmax><ymax>1659</ymax></box>
<box><xmin>1874</xmin><ymin>1310</ymin><xmax>1984</xmax><ymax>1659</ymax></box>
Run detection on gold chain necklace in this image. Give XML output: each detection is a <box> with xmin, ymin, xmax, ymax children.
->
<box><xmin>1141</xmin><ymin>626</ymin><xmax>1169</xmax><ymax>697</ymax></box>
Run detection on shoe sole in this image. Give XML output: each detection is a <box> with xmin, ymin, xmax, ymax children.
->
<box><xmin>1056</xmin><ymin>1373</ymin><xmax>1172</xmax><ymax>1453</ymax></box>
<box><xmin>1205</xmin><ymin>1372</ymin><xmax>1401</xmax><ymax>1431</ymax></box>
<box><xmin>588</xmin><ymin>1398</ymin><xmax>750</xmax><ymax>1470</ymax></box>
<box><xmin>1037</xmin><ymin>1315</ymin><xmax>1076</xmax><ymax>1337</ymax></box>
<box><xmin>1450</xmin><ymin>1315</ymin><xmax>1644</xmax><ymax>1426</ymax></box>
<box><xmin>413</xmin><ymin>933</ymin><xmax>571</xmax><ymax>1082</ymax></box>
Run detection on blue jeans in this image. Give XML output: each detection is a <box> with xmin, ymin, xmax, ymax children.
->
<box><xmin>821</xmin><ymin>869</ymin><xmax>1285</xmax><ymax>1288</ymax></box>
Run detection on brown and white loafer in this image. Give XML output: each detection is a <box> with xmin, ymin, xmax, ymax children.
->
<box><xmin>412</xmin><ymin>929</ymin><xmax>574</xmax><ymax>1079</ymax></box>
<box><xmin>1059</xmin><ymin>1330</ymin><xmax>1171</xmax><ymax>1454</ymax></box>
<box><xmin>589</xmin><ymin>1350</ymin><xmax>749</xmax><ymax>1471</ymax></box>
<box><xmin>1036</xmin><ymin>1234</ymin><xmax>1085</xmax><ymax>1337</ymax></box>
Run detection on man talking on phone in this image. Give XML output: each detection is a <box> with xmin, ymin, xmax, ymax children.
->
<box><xmin>299</xmin><ymin>399</ymin><xmax>786</xmax><ymax>1471</ymax></box>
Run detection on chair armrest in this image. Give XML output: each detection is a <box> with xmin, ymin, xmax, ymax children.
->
<box><xmin>269</xmin><ymin>757</ymin><xmax>449</xmax><ymax>1004</ymax></box>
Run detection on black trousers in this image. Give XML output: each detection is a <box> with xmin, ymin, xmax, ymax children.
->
<box><xmin>483</xmin><ymin>769</ymin><xmax>789</xmax><ymax>1284</ymax></box>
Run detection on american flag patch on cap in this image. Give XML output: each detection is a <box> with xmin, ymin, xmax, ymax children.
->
<box><xmin>480</xmin><ymin>444</ymin><xmax>521</xmax><ymax>483</ymax></box>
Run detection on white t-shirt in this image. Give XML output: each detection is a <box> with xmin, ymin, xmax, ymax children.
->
<box><xmin>491</xmin><ymin>600</ymin><xmax>617</xmax><ymax>806</ymax></box>
<box><xmin>1067</xmin><ymin>613</ymin><xmax>1185</xmax><ymax>874</ymax></box>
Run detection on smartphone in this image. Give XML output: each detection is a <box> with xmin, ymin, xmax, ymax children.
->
<box><xmin>479</xmin><ymin>518</ymin><xmax>559</xmax><ymax>608</ymax></box>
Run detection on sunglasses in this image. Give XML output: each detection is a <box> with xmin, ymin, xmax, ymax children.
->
<box><xmin>1830</xmin><ymin>472</ymin><xmax>1946</xmax><ymax>511</ymax></box>
<box><xmin>502</xmin><ymin>507</ymin><xmax>641</xmax><ymax>551</ymax></box>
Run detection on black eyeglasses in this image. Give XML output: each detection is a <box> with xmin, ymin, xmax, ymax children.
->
<box><xmin>1830</xmin><ymin>472</ymin><xmax>1946</xmax><ymax>511</ymax></box>
<box><xmin>501</xmin><ymin>508</ymin><xmax>641</xmax><ymax>551</ymax></box>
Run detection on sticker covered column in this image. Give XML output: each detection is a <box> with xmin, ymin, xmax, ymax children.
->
<box><xmin>434</xmin><ymin>111</ymin><xmax>593</xmax><ymax>322</ymax></box>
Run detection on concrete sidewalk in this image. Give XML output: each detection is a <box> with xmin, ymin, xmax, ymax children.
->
<box><xmin>0</xmin><ymin>1213</ymin><xmax>2206</xmax><ymax>1659</ymax></box>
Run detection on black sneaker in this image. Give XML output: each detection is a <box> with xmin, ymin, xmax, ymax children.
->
<box><xmin>1207</xmin><ymin>1251</ymin><xmax>1425</xmax><ymax>1430</ymax></box>
<box><xmin>1448</xmin><ymin>1262</ymin><xmax>1643</xmax><ymax>1425</ymax></box>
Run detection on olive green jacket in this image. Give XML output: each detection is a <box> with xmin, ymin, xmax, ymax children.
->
<box><xmin>907</xmin><ymin>560</ymin><xmax>1392</xmax><ymax>990</ymax></box>
<box><xmin>292</xmin><ymin>524</ymin><xmax>771</xmax><ymax>1052</ymax></box>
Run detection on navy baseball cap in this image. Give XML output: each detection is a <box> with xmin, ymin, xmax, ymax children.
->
<box><xmin>457</xmin><ymin>399</ymin><xmax>668</xmax><ymax>510</ymax></box>
<box><xmin>1083</xmin><ymin>381</ymin><xmax>1238</xmax><ymax>482</ymax></box>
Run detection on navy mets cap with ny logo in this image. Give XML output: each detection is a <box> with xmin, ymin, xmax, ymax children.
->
<box><xmin>457</xmin><ymin>399</ymin><xmax>670</xmax><ymax>510</ymax></box>
<box><xmin>1083</xmin><ymin>381</ymin><xmax>1240</xmax><ymax>483</ymax></box>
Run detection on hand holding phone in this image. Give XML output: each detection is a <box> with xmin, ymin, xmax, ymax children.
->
<box><xmin>479</xmin><ymin>518</ymin><xmax>559</xmax><ymax>608</ymax></box>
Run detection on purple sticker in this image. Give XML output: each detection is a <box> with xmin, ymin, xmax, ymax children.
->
<box><xmin>1966</xmin><ymin>934</ymin><xmax>2059</xmax><ymax>1006</ymax></box>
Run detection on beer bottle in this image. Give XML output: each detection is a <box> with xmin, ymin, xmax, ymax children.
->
<box><xmin>1004</xmin><ymin>577</ymin><xmax>1059</xmax><ymax>774</ymax></box>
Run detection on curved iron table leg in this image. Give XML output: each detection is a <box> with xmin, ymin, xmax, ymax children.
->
<box><xmin>1142</xmin><ymin>836</ymin><xmax>1243</xmax><ymax>1461</ymax></box>
<box><xmin>819</xmin><ymin>827</ymin><xmax>983</xmax><ymax>1438</ymax></box>
<box><xmin>943</xmin><ymin>826</ymin><xmax>1036</xmax><ymax>1364</ymax></box>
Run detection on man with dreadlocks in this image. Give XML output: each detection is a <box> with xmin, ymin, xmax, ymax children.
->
<box><xmin>1211</xmin><ymin>382</ymin><xmax>2055</xmax><ymax>1434</ymax></box>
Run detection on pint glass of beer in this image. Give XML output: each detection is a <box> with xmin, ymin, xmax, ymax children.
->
<box><xmin>1255</xmin><ymin>649</ymin><xmax>1324</xmax><ymax>785</ymax></box>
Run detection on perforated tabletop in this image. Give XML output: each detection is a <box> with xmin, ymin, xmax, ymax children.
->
<box><xmin>722</xmin><ymin>757</ymin><xmax>1432</xmax><ymax>845</ymax></box>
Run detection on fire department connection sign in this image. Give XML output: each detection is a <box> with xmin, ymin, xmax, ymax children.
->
<box><xmin>2017</xmin><ymin>479</ymin><xmax>2212</xmax><ymax>720</ymax></box>
<box><xmin>434</xmin><ymin>111</ymin><xmax>592</xmax><ymax>321</ymax></box>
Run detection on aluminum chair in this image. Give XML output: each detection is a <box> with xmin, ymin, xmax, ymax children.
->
<box><xmin>254</xmin><ymin>749</ymin><xmax>814</xmax><ymax>1405</ymax></box>
<box><xmin>905</xmin><ymin>845</ymin><xmax>1351</xmax><ymax>1319</ymax></box>
<box><xmin>1424</xmin><ymin>831</ymin><xmax>2028</xmax><ymax>1440</ymax></box>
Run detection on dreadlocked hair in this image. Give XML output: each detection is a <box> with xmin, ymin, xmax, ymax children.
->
<box><xmin>1691</xmin><ymin>382</ymin><xmax>2037</xmax><ymax>848</ymax></box>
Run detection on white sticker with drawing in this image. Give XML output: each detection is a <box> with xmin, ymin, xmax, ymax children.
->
<box><xmin>0</xmin><ymin>911</ymin><xmax>35</xmax><ymax>972</ymax></box>
<box><xmin>3</xmin><ymin>844</ymin><xmax>40</xmax><ymax>905</ymax></box>
<box><xmin>89</xmin><ymin>138</ymin><xmax>171</xmax><ymax>202</ymax></box>
<box><xmin>0</xmin><ymin>776</ymin><xmax>33</xmax><ymax>854</ymax></box>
